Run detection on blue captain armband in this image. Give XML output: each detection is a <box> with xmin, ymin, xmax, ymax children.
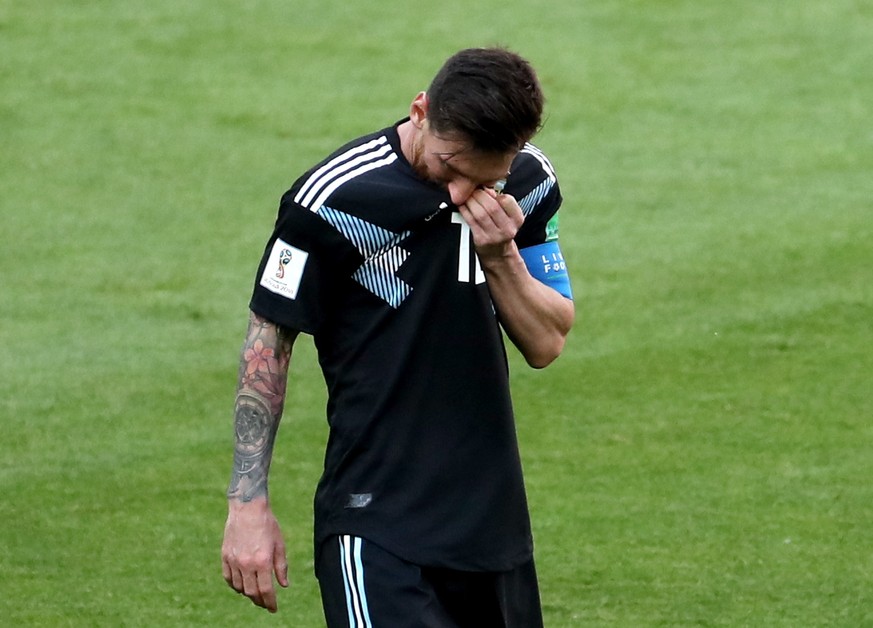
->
<box><xmin>519</xmin><ymin>241</ymin><xmax>573</xmax><ymax>299</ymax></box>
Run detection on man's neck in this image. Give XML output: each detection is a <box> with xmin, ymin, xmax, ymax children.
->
<box><xmin>397</xmin><ymin>119</ymin><xmax>417</xmax><ymax>163</ymax></box>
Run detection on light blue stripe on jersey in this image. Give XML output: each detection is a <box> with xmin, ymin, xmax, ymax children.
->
<box><xmin>353</xmin><ymin>538</ymin><xmax>372</xmax><ymax>626</ymax></box>
<box><xmin>519</xmin><ymin>240</ymin><xmax>573</xmax><ymax>299</ymax></box>
<box><xmin>318</xmin><ymin>206</ymin><xmax>413</xmax><ymax>308</ymax></box>
<box><xmin>339</xmin><ymin>535</ymin><xmax>373</xmax><ymax>628</ymax></box>
<box><xmin>517</xmin><ymin>177</ymin><xmax>555</xmax><ymax>217</ymax></box>
<box><xmin>338</xmin><ymin>537</ymin><xmax>356</xmax><ymax>628</ymax></box>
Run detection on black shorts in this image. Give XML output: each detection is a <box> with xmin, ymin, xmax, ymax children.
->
<box><xmin>315</xmin><ymin>535</ymin><xmax>543</xmax><ymax>628</ymax></box>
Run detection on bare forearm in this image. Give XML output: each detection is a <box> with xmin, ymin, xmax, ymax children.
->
<box><xmin>227</xmin><ymin>312</ymin><xmax>296</xmax><ymax>503</ymax></box>
<box><xmin>481</xmin><ymin>243</ymin><xmax>575</xmax><ymax>368</ymax></box>
<box><xmin>456</xmin><ymin>190</ymin><xmax>574</xmax><ymax>367</ymax></box>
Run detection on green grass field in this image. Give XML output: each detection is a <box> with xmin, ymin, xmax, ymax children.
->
<box><xmin>2</xmin><ymin>1</ymin><xmax>872</xmax><ymax>625</ymax></box>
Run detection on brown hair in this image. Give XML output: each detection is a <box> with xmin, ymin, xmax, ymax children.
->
<box><xmin>426</xmin><ymin>47</ymin><xmax>545</xmax><ymax>154</ymax></box>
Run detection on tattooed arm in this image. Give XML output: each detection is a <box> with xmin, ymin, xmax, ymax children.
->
<box><xmin>221</xmin><ymin>311</ymin><xmax>298</xmax><ymax>613</ymax></box>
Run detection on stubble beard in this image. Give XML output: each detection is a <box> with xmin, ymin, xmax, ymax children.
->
<box><xmin>409</xmin><ymin>131</ymin><xmax>431</xmax><ymax>182</ymax></box>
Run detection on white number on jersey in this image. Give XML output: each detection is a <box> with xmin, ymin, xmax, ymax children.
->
<box><xmin>451</xmin><ymin>213</ymin><xmax>485</xmax><ymax>284</ymax></box>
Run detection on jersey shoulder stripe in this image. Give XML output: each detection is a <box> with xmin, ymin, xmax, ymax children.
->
<box><xmin>518</xmin><ymin>177</ymin><xmax>555</xmax><ymax>218</ymax></box>
<box><xmin>521</xmin><ymin>143</ymin><xmax>557</xmax><ymax>182</ymax></box>
<box><xmin>294</xmin><ymin>136</ymin><xmax>398</xmax><ymax>211</ymax></box>
<box><xmin>515</xmin><ymin>144</ymin><xmax>558</xmax><ymax>218</ymax></box>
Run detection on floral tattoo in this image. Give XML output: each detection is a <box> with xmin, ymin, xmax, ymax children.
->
<box><xmin>227</xmin><ymin>313</ymin><xmax>294</xmax><ymax>502</ymax></box>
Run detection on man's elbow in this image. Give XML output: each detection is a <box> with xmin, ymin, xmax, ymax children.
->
<box><xmin>523</xmin><ymin>332</ymin><xmax>567</xmax><ymax>369</ymax></box>
<box><xmin>524</xmin><ymin>314</ymin><xmax>574</xmax><ymax>369</ymax></box>
<box><xmin>517</xmin><ymin>297</ymin><xmax>575</xmax><ymax>368</ymax></box>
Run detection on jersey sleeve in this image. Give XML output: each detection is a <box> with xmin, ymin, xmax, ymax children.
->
<box><xmin>249</xmin><ymin>191</ymin><xmax>347</xmax><ymax>334</ymax></box>
<box><xmin>509</xmin><ymin>147</ymin><xmax>574</xmax><ymax>300</ymax></box>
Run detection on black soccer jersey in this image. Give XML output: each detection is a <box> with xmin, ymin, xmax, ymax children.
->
<box><xmin>250</xmin><ymin>120</ymin><xmax>565</xmax><ymax>571</ymax></box>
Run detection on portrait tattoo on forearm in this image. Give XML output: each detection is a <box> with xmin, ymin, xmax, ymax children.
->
<box><xmin>227</xmin><ymin>314</ymin><xmax>293</xmax><ymax>502</ymax></box>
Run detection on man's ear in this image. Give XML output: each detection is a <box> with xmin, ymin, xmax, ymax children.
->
<box><xmin>409</xmin><ymin>92</ymin><xmax>429</xmax><ymax>128</ymax></box>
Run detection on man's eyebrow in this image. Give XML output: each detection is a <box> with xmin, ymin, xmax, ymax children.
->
<box><xmin>446</xmin><ymin>162</ymin><xmax>508</xmax><ymax>186</ymax></box>
<box><xmin>434</xmin><ymin>154</ymin><xmax>466</xmax><ymax>175</ymax></box>
<box><xmin>436</xmin><ymin>156</ymin><xmax>477</xmax><ymax>181</ymax></box>
<box><xmin>433</xmin><ymin>148</ymin><xmax>467</xmax><ymax>159</ymax></box>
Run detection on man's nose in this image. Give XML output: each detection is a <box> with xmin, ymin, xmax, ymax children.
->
<box><xmin>447</xmin><ymin>179</ymin><xmax>477</xmax><ymax>206</ymax></box>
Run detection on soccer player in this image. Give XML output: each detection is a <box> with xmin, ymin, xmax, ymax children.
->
<box><xmin>221</xmin><ymin>47</ymin><xmax>575</xmax><ymax>626</ymax></box>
